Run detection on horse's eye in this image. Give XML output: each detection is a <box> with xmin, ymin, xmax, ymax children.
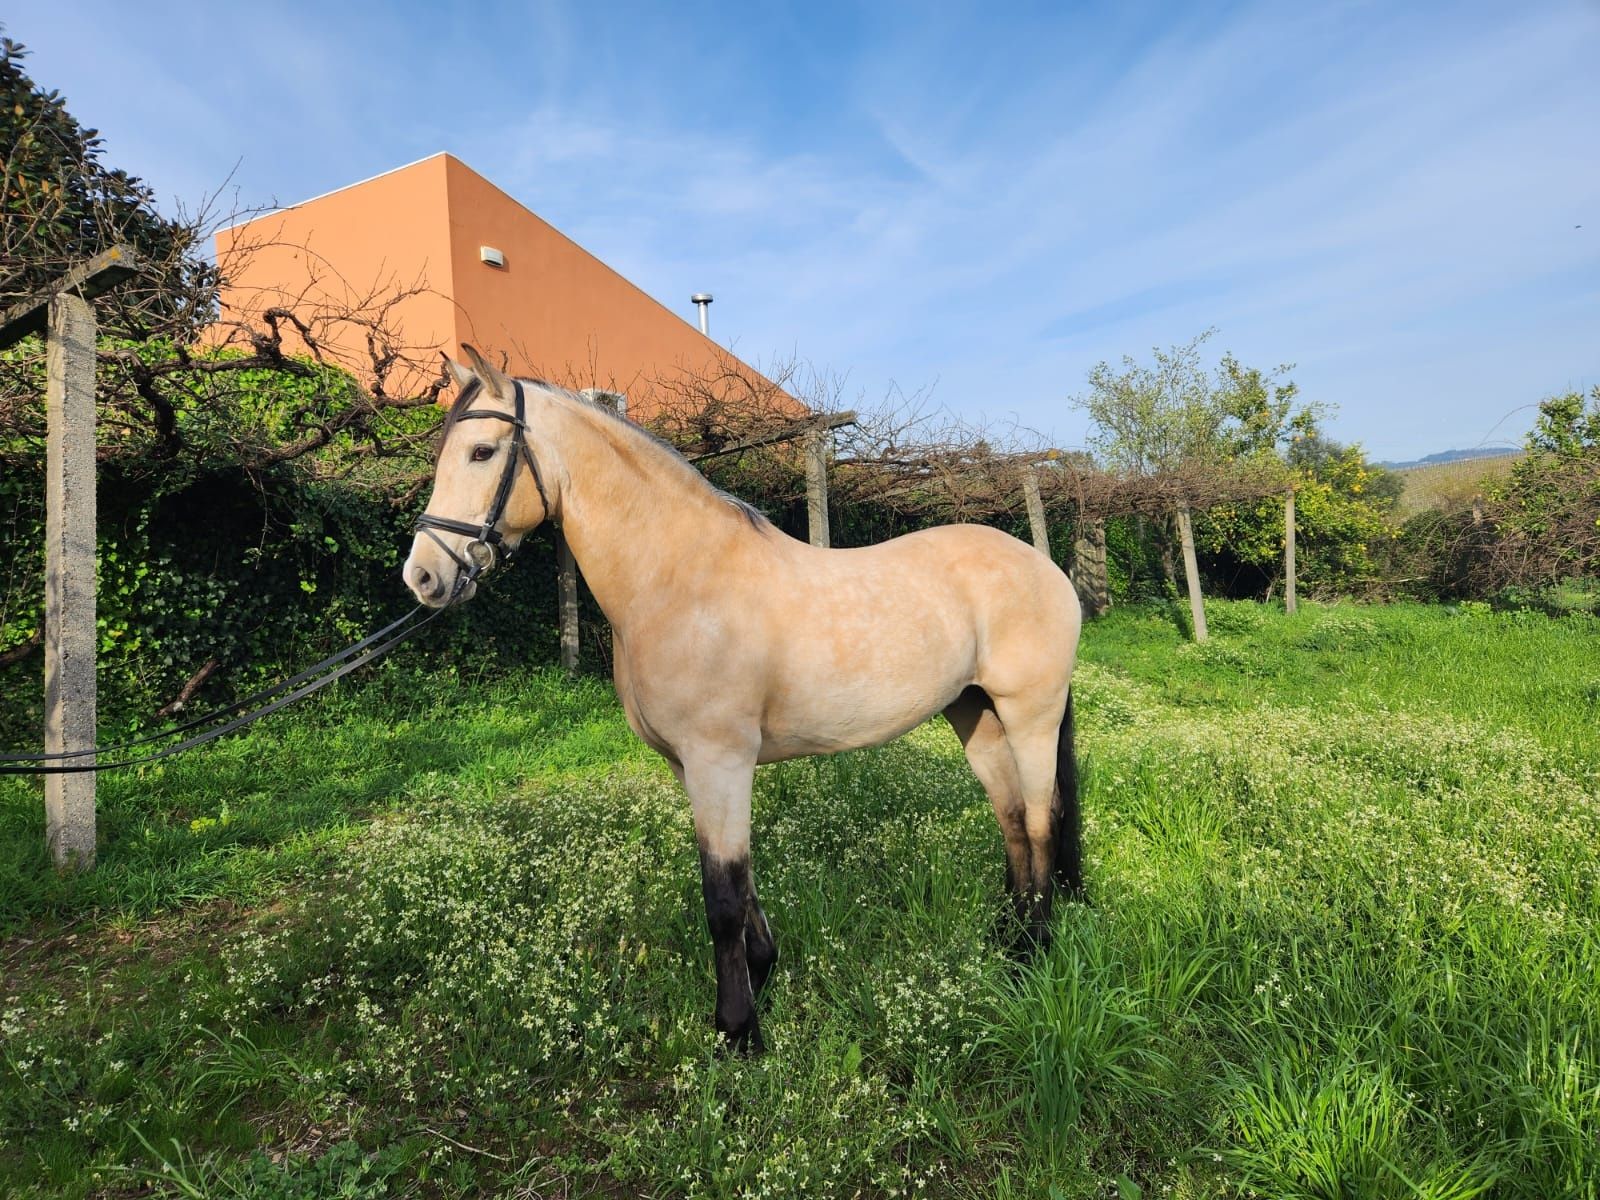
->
<box><xmin>471</xmin><ymin>445</ymin><xmax>495</xmax><ymax>463</ymax></box>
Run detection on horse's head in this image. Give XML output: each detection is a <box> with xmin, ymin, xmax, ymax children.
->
<box><xmin>403</xmin><ymin>345</ymin><xmax>552</xmax><ymax>607</ymax></box>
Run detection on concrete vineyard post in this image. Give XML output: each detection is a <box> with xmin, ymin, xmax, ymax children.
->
<box><xmin>44</xmin><ymin>293</ymin><xmax>98</xmax><ymax>868</ymax></box>
<box><xmin>0</xmin><ymin>249</ymin><xmax>175</xmax><ymax>867</ymax></box>
<box><xmin>1022</xmin><ymin>469</ymin><xmax>1050</xmax><ymax>559</ymax></box>
<box><xmin>1071</xmin><ymin>515</ymin><xmax>1109</xmax><ymax>618</ymax></box>
<box><xmin>1175</xmin><ymin>506</ymin><xmax>1208</xmax><ymax>642</ymax></box>
<box><xmin>805</xmin><ymin>427</ymin><xmax>831</xmax><ymax>548</ymax></box>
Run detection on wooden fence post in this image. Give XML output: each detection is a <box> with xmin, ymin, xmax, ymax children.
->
<box><xmin>1284</xmin><ymin>487</ymin><xmax>1297</xmax><ymax>616</ymax></box>
<box><xmin>805</xmin><ymin>426</ymin><xmax>831</xmax><ymax>548</ymax></box>
<box><xmin>1071</xmin><ymin>515</ymin><xmax>1109</xmax><ymax>618</ymax></box>
<box><xmin>44</xmin><ymin>292</ymin><xmax>99</xmax><ymax>868</ymax></box>
<box><xmin>1022</xmin><ymin>468</ymin><xmax>1050</xmax><ymax>559</ymax></box>
<box><xmin>1175</xmin><ymin>506</ymin><xmax>1208</xmax><ymax>642</ymax></box>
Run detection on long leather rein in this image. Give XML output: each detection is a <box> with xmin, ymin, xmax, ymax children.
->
<box><xmin>0</xmin><ymin>381</ymin><xmax>543</xmax><ymax>775</ymax></box>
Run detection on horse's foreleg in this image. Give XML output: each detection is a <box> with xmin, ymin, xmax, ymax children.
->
<box><xmin>682</xmin><ymin>751</ymin><xmax>766</xmax><ymax>1054</ymax></box>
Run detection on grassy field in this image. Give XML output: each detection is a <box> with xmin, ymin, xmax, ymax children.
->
<box><xmin>2</xmin><ymin>601</ymin><xmax>1597</xmax><ymax>1198</ymax></box>
<box><xmin>1393</xmin><ymin>455</ymin><xmax>1519</xmax><ymax>518</ymax></box>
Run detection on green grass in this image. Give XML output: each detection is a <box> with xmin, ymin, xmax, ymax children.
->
<box><xmin>2</xmin><ymin>601</ymin><xmax>1597</xmax><ymax>1198</ymax></box>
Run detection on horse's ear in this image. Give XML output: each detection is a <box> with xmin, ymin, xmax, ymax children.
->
<box><xmin>460</xmin><ymin>343</ymin><xmax>513</xmax><ymax>400</ymax></box>
<box><xmin>442</xmin><ymin>353</ymin><xmax>476</xmax><ymax>392</ymax></box>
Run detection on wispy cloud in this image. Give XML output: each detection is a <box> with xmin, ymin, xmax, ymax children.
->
<box><xmin>8</xmin><ymin>0</ymin><xmax>1597</xmax><ymax>457</ymax></box>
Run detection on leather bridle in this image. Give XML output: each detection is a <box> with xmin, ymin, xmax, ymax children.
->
<box><xmin>414</xmin><ymin>379</ymin><xmax>550</xmax><ymax>597</ymax></box>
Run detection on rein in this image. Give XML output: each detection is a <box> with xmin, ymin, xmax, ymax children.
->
<box><xmin>1</xmin><ymin>383</ymin><xmax>543</xmax><ymax>776</ymax></box>
<box><xmin>0</xmin><ymin>602</ymin><xmax>451</xmax><ymax>774</ymax></box>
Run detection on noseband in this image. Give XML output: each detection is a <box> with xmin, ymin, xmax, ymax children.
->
<box><xmin>414</xmin><ymin>379</ymin><xmax>551</xmax><ymax>593</ymax></box>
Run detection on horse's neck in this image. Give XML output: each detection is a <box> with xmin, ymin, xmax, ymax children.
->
<box><xmin>547</xmin><ymin>397</ymin><xmax>754</xmax><ymax>624</ymax></box>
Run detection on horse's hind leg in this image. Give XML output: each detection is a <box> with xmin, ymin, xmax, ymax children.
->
<box><xmin>990</xmin><ymin>691</ymin><xmax>1073</xmax><ymax>951</ymax></box>
<box><xmin>944</xmin><ymin>687</ymin><xmax>1034</xmax><ymax>942</ymax></box>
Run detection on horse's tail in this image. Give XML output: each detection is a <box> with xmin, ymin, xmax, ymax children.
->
<box><xmin>1055</xmin><ymin>687</ymin><xmax>1085</xmax><ymax>900</ymax></box>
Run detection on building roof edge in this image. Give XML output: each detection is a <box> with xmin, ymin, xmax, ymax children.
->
<box><xmin>214</xmin><ymin>152</ymin><xmax>451</xmax><ymax>236</ymax></box>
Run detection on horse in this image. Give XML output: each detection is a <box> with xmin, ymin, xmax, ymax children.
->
<box><xmin>404</xmin><ymin>345</ymin><xmax>1083</xmax><ymax>1053</ymax></box>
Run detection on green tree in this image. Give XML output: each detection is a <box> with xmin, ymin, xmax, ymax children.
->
<box><xmin>1198</xmin><ymin>436</ymin><xmax>1400</xmax><ymax>597</ymax></box>
<box><xmin>1075</xmin><ymin>329</ymin><xmax>1320</xmax><ymax>474</ymax></box>
<box><xmin>1290</xmin><ymin>430</ymin><xmax>1405</xmax><ymax>508</ymax></box>
<box><xmin>1214</xmin><ymin>350</ymin><xmax>1321</xmax><ymax>461</ymax></box>
<box><xmin>1</xmin><ymin>31</ymin><xmax>446</xmax><ymax>466</ymax></box>
<box><xmin>1075</xmin><ymin>330</ymin><xmax>1331</xmax><ymax>597</ymax></box>
<box><xmin>0</xmin><ymin>32</ymin><xmax>212</xmax><ymax>336</ymax></box>
<box><xmin>1076</xmin><ymin>332</ymin><xmax>1405</xmax><ymax>598</ymax></box>
<box><xmin>0</xmin><ymin>39</ymin><xmax>466</xmax><ymax>731</ymax></box>
<box><xmin>1524</xmin><ymin>387</ymin><xmax>1600</xmax><ymax>457</ymax></box>
<box><xmin>1473</xmin><ymin>387</ymin><xmax>1600</xmax><ymax>590</ymax></box>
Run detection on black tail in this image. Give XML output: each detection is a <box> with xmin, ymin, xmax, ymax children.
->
<box><xmin>1054</xmin><ymin>688</ymin><xmax>1085</xmax><ymax>900</ymax></box>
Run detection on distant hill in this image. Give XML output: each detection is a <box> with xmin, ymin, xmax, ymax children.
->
<box><xmin>1378</xmin><ymin>447</ymin><xmax>1520</xmax><ymax>470</ymax></box>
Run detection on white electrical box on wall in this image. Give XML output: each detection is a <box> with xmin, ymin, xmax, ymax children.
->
<box><xmin>479</xmin><ymin>246</ymin><xmax>506</xmax><ymax>268</ymax></box>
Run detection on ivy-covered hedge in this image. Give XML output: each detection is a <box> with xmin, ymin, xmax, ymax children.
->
<box><xmin>0</xmin><ymin>347</ymin><xmax>570</xmax><ymax>749</ymax></box>
<box><xmin>0</xmin><ymin>454</ymin><xmax>569</xmax><ymax>747</ymax></box>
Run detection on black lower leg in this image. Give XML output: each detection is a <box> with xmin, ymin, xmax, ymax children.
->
<box><xmin>699</xmin><ymin>850</ymin><xmax>764</xmax><ymax>1054</ymax></box>
<box><xmin>1002</xmin><ymin>849</ymin><xmax>1047</xmax><ymax>958</ymax></box>
<box><xmin>745</xmin><ymin>901</ymin><xmax>778</xmax><ymax>997</ymax></box>
<box><xmin>1011</xmin><ymin>838</ymin><xmax>1058</xmax><ymax>958</ymax></box>
<box><xmin>1026</xmin><ymin>880</ymin><xmax>1055</xmax><ymax>953</ymax></box>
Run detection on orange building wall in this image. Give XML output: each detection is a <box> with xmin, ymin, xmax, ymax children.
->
<box><xmin>212</xmin><ymin>153</ymin><xmax>793</xmax><ymax>419</ymax></box>
<box><xmin>443</xmin><ymin>156</ymin><xmax>734</xmax><ymax>397</ymax></box>
<box><xmin>212</xmin><ymin>155</ymin><xmax>459</xmax><ymax>396</ymax></box>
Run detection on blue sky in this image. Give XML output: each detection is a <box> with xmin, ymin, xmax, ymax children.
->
<box><xmin>10</xmin><ymin>0</ymin><xmax>1598</xmax><ymax>460</ymax></box>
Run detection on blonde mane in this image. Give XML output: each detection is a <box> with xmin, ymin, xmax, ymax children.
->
<box><xmin>530</xmin><ymin>380</ymin><xmax>772</xmax><ymax>532</ymax></box>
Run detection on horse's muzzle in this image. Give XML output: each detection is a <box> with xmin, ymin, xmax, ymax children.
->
<box><xmin>403</xmin><ymin>557</ymin><xmax>475</xmax><ymax>608</ymax></box>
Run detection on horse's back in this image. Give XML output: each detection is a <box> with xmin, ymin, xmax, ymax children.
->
<box><xmin>794</xmin><ymin>523</ymin><xmax>1079</xmax><ymax>650</ymax></box>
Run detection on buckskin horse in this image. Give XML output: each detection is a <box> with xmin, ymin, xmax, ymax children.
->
<box><xmin>404</xmin><ymin>346</ymin><xmax>1082</xmax><ymax>1053</ymax></box>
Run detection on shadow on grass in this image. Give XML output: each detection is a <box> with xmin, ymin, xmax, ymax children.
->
<box><xmin>0</xmin><ymin>669</ymin><xmax>639</xmax><ymax>931</ymax></box>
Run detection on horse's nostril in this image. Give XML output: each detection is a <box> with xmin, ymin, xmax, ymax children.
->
<box><xmin>416</xmin><ymin>567</ymin><xmax>432</xmax><ymax>588</ymax></box>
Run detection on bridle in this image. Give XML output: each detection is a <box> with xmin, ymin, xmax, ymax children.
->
<box><xmin>414</xmin><ymin>379</ymin><xmax>551</xmax><ymax>596</ymax></box>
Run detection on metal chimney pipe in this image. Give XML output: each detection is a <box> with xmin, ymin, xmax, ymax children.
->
<box><xmin>691</xmin><ymin>293</ymin><xmax>713</xmax><ymax>336</ymax></box>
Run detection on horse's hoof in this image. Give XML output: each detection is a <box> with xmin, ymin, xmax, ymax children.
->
<box><xmin>716</xmin><ymin>1021</ymin><xmax>766</xmax><ymax>1057</ymax></box>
